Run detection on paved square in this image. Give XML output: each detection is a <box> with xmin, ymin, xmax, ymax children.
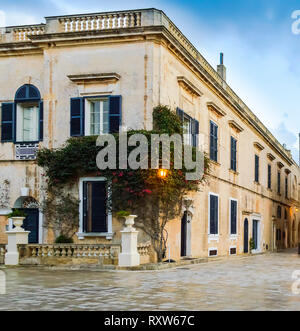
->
<box><xmin>0</xmin><ymin>251</ymin><xmax>300</xmax><ymax>311</ymax></box>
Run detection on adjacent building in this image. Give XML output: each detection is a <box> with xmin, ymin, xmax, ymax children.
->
<box><xmin>0</xmin><ymin>8</ymin><xmax>299</xmax><ymax>260</ymax></box>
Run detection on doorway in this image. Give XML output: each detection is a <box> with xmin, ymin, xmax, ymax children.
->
<box><xmin>244</xmin><ymin>219</ymin><xmax>249</xmax><ymax>253</ymax></box>
<box><xmin>181</xmin><ymin>211</ymin><xmax>188</xmax><ymax>257</ymax></box>
<box><xmin>20</xmin><ymin>208</ymin><xmax>39</xmax><ymax>244</ymax></box>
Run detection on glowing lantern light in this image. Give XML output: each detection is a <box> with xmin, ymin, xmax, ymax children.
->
<box><xmin>158</xmin><ymin>169</ymin><xmax>168</xmax><ymax>179</ymax></box>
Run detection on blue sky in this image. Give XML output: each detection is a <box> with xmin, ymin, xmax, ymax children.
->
<box><xmin>0</xmin><ymin>0</ymin><xmax>299</xmax><ymax>163</ymax></box>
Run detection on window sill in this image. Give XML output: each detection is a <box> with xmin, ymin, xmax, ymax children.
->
<box><xmin>230</xmin><ymin>235</ymin><xmax>238</xmax><ymax>240</ymax></box>
<box><xmin>208</xmin><ymin>234</ymin><xmax>219</xmax><ymax>243</ymax></box>
<box><xmin>254</xmin><ymin>181</ymin><xmax>260</xmax><ymax>185</ymax></box>
<box><xmin>210</xmin><ymin>160</ymin><xmax>221</xmax><ymax>167</ymax></box>
<box><xmin>77</xmin><ymin>232</ymin><xmax>114</xmax><ymax>240</ymax></box>
<box><xmin>229</xmin><ymin>169</ymin><xmax>239</xmax><ymax>175</ymax></box>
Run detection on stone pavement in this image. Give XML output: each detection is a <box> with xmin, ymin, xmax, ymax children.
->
<box><xmin>0</xmin><ymin>251</ymin><xmax>300</xmax><ymax>311</ymax></box>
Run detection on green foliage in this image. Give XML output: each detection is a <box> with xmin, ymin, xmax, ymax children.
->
<box><xmin>153</xmin><ymin>105</ymin><xmax>182</xmax><ymax>134</ymax></box>
<box><xmin>55</xmin><ymin>235</ymin><xmax>74</xmax><ymax>244</ymax></box>
<box><xmin>41</xmin><ymin>188</ymin><xmax>80</xmax><ymax>239</ymax></box>
<box><xmin>249</xmin><ymin>238</ymin><xmax>255</xmax><ymax>251</ymax></box>
<box><xmin>6</xmin><ymin>209</ymin><xmax>27</xmax><ymax>219</ymax></box>
<box><xmin>37</xmin><ymin>105</ymin><xmax>210</xmax><ymax>261</ymax></box>
<box><xmin>116</xmin><ymin>211</ymin><xmax>131</xmax><ymax>218</ymax></box>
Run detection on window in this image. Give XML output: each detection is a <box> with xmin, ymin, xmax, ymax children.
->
<box><xmin>284</xmin><ymin>209</ymin><xmax>288</xmax><ymax>220</ymax></box>
<box><xmin>16</xmin><ymin>103</ymin><xmax>39</xmax><ymax>142</ymax></box>
<box><xmin>85</xmin><ymin>98</ymin><xmax>109</xmax><ymax>136</ymax></box>
<box><xmin>254</xmin><ymin>155</ymin><xmax>259</xmax><ymax>183</ymax></box>
<box><xmin>210</xmin><ymin>121</ymin><xmax>218</xmax><ymax>162</ymax></box>
<box><xmin>176</xmin><ymin>108</ymin><xmax>199</xmax><ymax>147</ymax></box>
<box><xmin>277</xmin><ymin>206</ymin><xmax>282</xmax><ymax>219</ymax></box>
<box><xmin>70</xmin><ymin>95</ymin><xmax>122</xmax><ymax>137</ymax></box>
<box><xmin>230</xmin><ymin>137</ymin><xmax>237</xmax><ymax>172</ymax></box>
<box><xmin>277</xmin><ymin>171</ymin><xmax>281</xmax><ymax>194</ymax></box>
<box><xmin>268</xmin><ymin>164</ymin><xmax>272</xmax><ymax>189</ymax></box>
<box><xmin>230</xmin><ymin>199</ymin><xmax>237</xmax><ymax>235</ymax></box>
<box><xmin>285</xmin><ymin>177</ymin><xmax>288</xmax><ymax>199</ymax></box>
<box><xmin>82</xmin><ymin>180</ymin><xmax>107</xmax><ymax>233</ymax></box>
<box><xmin>209</xmin><ymin>194</ymin><xmax>219</xmax><ymax>235</ymax></box>
<box><xmin>1</xmin><ymin>84</ymin><xmax>43</xmax><ymax>143</ymax></box>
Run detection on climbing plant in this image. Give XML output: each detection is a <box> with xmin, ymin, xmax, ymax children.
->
<box><xmin>37</xmin><ymin>105</ymin><xmax>210</xmax><ymax>261</ymax></box>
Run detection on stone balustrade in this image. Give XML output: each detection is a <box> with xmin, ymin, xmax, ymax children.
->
<box><xmin>18</xmin><ymin>244</ymin><xmax>121</xmax><ymax>266</ymax></box>
<box><xmin>9</xmin><ymin>25</ymin><xmax>46</xmax><ymax>42</ymax></box>
<box><xmin>58</xmin><ymin>11</ymin><xmax>142</xmax><ymax>33</ymax></box>
<box><xmin>0</xmin><ymin>245</ymin><xmax>6</xmax><ymax>264</ymax></box>
<box><xmin>137</xmin><ymin>242</ymin><xmax>152</xmax><ymax>265</ymax></box>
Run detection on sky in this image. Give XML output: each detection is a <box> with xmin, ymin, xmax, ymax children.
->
<box><xmin>0</xmin><ymin>0</ymin><xmax>299</xmax><ymax>163</ymax></box>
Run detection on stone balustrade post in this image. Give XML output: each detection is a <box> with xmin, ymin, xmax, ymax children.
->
<box><xmin>5</xmin><ymin>219</ymin><xmax>30</xmax><ymax>266</ymax></box>
<box><xmin>119</xmin><ymin>215</ymin><xmax>140</xmax><ymax>267</ymax></box>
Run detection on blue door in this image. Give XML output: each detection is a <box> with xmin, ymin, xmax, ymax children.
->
<box><xmin>244</xmin><ymin>219</ymin><xmax>249</xmax><ymax>253</ymax></box>
<box><xmin>253</xmin><ymin>220</ymin><xmax>259</xmax><ymax>250</ymax></box>
<box><xmin>21</xmin><ymin>209</ymin><xmax>39</xmax><ymax>244</ymax></box>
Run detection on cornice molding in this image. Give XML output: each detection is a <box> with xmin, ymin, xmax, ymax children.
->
<box><xmin>254</xmin><ymin>142</ymin><xmax>265</xmax><ymax>151</ymax></box>
<box><xmin>177</xmin><ymin>76</ymin><xmax>203</xmax><ymax>97</ymax></box>
<box><xmin>207</xmin><ymin>102</ymin><xmax>226</xmax><ymax>117</ymax></box>
<box><xmin>228</xmin><ymin>120</ymin><xmax>243</xmax><ymax>133</ymax></box>
<box><xmin>68</xmin><ymin>73</ymin><xmax>120</xmax><ymax>84</ymax></box>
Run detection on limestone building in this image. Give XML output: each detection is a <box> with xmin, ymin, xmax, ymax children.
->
<box><xmin>0</xmin><ymin>8</ymin><xmax>299</xmax><ymax>260</ymax></box>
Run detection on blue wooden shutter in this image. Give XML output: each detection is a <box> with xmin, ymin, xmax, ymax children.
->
<box><xmin>277</xmin><ymin>172</ymin><xmax>281</xmax><ymax>194</ymax></box>
<box><xmin>231</xmin><ymin>137</ymin><xmax>237</xmax><ymax>171</ymax></box>
<box><xmin>39</xmin><ymin>101</ymin><xmax>43</xmax><ymax>141</ymax></box>
<box><xmin>268</xmin><ymin>165</ymin><xmax>271</xmax><ymax>189</ymax></box>
<box><xmin>255</xmin><ymin>155</ymin><xmax>259</xmax><ymax>182</ymax></box>
<box><xmin>70</xmin><ymin>98</ymin><xmax>84</xmax><ymax>136</ymax></box>
<box><xmin>231</xmin><ymin>200</ymin><xmax>237</xmax><ymax>235</ymax></box>
<box><xmin>210</xmin><ymin>122</ymin><xmax>218</xmax><ymax>162</ymax></box>
<box><xmin>192</xmin><ymin>119</ymin><xmax>199</xmax><ymax>147</ymax></box>
<box><xmin>176</xmin><ymin>108</ymin><xmax>184</xmax><ymax>123</ymax></box>
<box><xmin>109</xmin><ymin>96</ymin><xmax>122</xmax><ymax>133</ymax></box>
<box><xmin>1</xmin><ymin>103</ymin><xmax>14</xmax><ymax>142</ymax></box>
<box><xmin>210</xmin><ymin>195</ymin><xmax>218</xmax><ymax>235</ymax></box>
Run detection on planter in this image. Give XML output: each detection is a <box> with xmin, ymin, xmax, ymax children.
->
<box><xmin>124</xmin><ymin>215</ymin><xmax>138</xmax><ymax>229</ymax></box>
<box><xmin>11</xmin><ymin>217</ymin><xmax>26</xmax><ymax>231</ymax></box>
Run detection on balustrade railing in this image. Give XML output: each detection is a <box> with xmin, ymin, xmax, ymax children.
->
<box><xmin>58</xmin><ymin>11</ymin><xmax>141</xmax><ymax>33</ymax></box>
<box><xmin>10</xmin><ymin>25</ymin><xmax>46</xmax><ymax>42</ymax></box>
<box><xmin>19</xmin><ymin>244</ymin><xmax>120</xmax><ymax>260</ymax></box>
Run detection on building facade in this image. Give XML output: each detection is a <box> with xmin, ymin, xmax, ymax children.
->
<box><xmin>0</xmin><ymin>8</ymin><xmax>299</xmax><ymax>260</ymax></box>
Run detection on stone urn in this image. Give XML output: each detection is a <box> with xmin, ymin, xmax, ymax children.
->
<box><xmin>11</xmin><ymin>217</ymin><xmax>26</xmax><ymax>231</ymax></box>
<box><xmin>124</xmin><ymin>215</ymin><xmax>138</xmax><ymax>230</ymax></box>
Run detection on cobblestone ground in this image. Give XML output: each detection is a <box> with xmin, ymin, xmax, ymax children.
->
<box><xmin>0</xmin><ymin>251</ymin><xmax>300</xmax><ymax>311</ymax></box>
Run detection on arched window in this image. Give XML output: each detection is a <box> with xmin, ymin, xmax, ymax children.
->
<box><xmin>15</xmin><ymin>84</ymin><xmax>41</xmax><ymax>101</ymax></box>
<box><xmin>1</xmin><ymin>84</ymin><xmax>43</xmax><ymax>143</ymax></box>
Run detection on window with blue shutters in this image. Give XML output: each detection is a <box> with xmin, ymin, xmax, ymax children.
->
<box><xmin>210</xmin><ymin>121</ymin><xmax>218</xmax><ymax>162</ymax></box>
<box><xmin>254</xmin><ymin>155</ymin><xmax>259</xmax><ymax>183</ymax></box>
<box><xmin>230</xmin><ymin>137</ymin><xmax>237</xmax><ymax>171</ymax></box>
<box><xmin>1</xmin><ymin>103</ymin><xmax>14</xmax><ymax>142</ymax></box>
<box><xmin>209</xmin><ymin>194</ymin><xmax>219</xmax><ymax>235</ymax></box>
<box><xmin>70</xmin><ymin>95</ymin><xmax>121</xmax><ymax>136</ymax></box>
<box><xmin>268</xmin><ymin>164</ymin><xmax>272</xmax><ymax>189</ymax></box>
<box><xmin>1</xmin><ymin>84</ymin><xmax>43</xmax><ymax>143</ymax></box>
<box><xmin>176</xmin><ymin>108</ymin><xmax>199</xmax><ymax>147</ymax></box>
<box><xmin>285</xmin><ymin>176</ymin><xmax>288</xmax><ymax>199</ymax></box>
<box><xmin>277</xmin><ymin>171</ymin><xmax>281</xmax><ymax>194</ymax></box>
<box><xmin>230</xmin><ymin>199</ymin><xmax>237</xmax><ymax>235</ymax></box>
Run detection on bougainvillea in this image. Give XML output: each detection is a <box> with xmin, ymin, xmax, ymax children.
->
<box><xmin>37</xmin><ymin>105</ymin><xmax>210</xmax><ymax>261</ymax></box>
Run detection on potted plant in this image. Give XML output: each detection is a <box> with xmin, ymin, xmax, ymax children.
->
<box><xmin>6</xmin><ymin>209</ymin><xmax>27</xmax><ymax>231</ymax></box>
<box><xmin>116</xmin><ymin>211</ymin><xmax>138</xmax><ymax>229</ymax></box>
<box><xmin>249</xmin><ymin>238</ymin><xmax>255</xmax><ymax>254</ymax></box>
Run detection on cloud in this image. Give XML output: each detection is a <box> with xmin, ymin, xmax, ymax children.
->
<box><xmin>0</xmin><ymin>10</ymin><xmax>6</xmax><ymax>27</ymax></box>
